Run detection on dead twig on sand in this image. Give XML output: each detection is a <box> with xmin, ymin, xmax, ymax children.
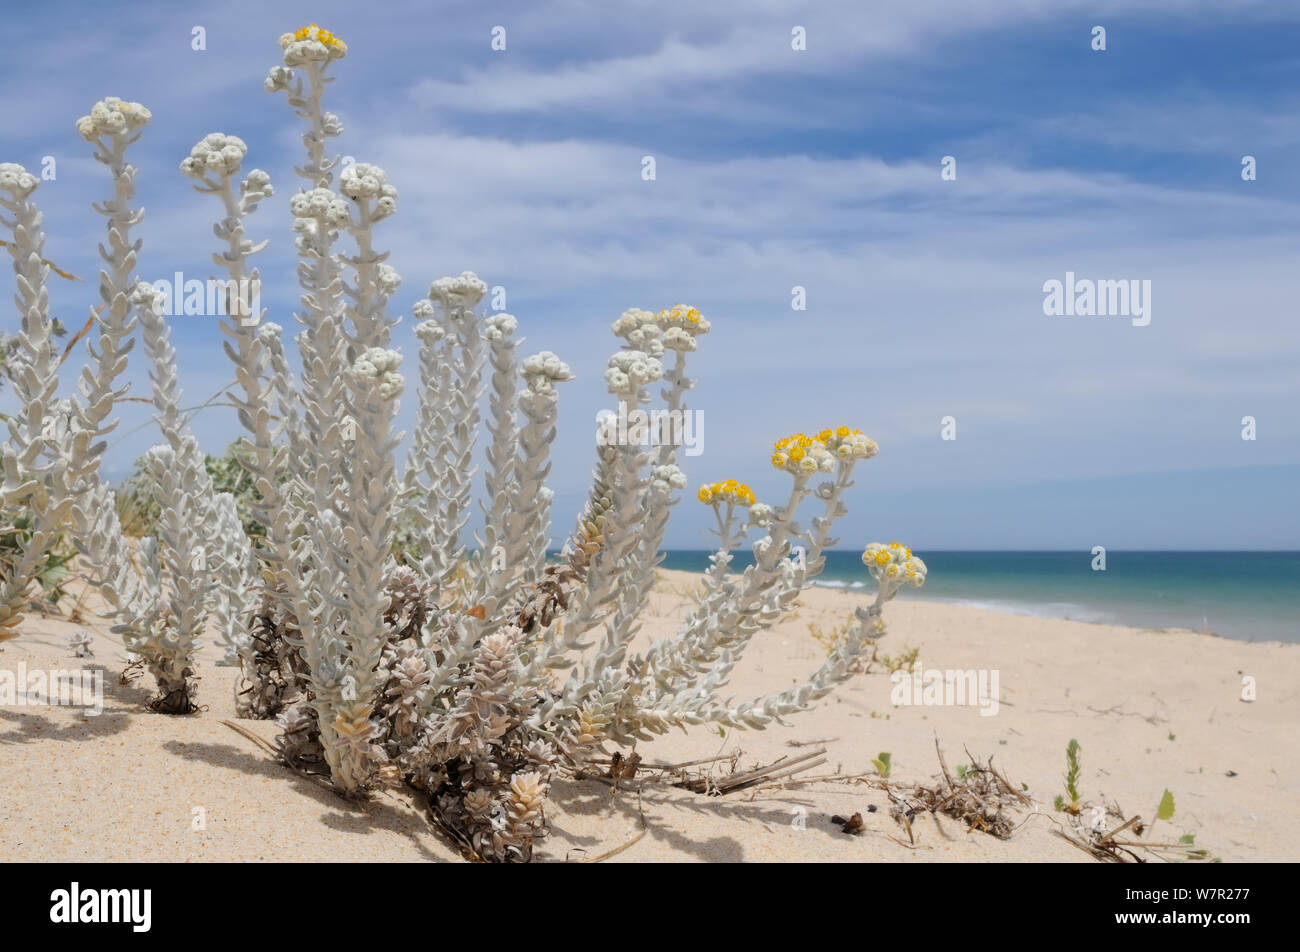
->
<box><xmin>220</xmin><ymin>718</ymin><xmax>280</xmax><ymax>758</ymax></box>
<box><xmin>674</xmin><ymin>748</ymin><xmax>828</xmax><ymax>796</ymax></box>
<box><xmin>578</xmin><ymin>751</ymin><xmax>738</xmax><ymax>773</ymax></box>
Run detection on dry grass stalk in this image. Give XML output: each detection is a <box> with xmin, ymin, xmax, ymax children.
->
<box><xmin>673</xmin><ymin>748</ymin><xmax>829</xmax><ymax>796</ymax></box>
<box><xmin>872</xmin><ymin>738</ymin><xmax>1030</xmax><ymax>841</ymax></box>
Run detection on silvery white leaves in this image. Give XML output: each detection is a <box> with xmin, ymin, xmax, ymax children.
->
<box><xmin>0</xmin><ymin>34</ymin><xmax>930</xmax><ymax>828</ymax></box>
<box><xmin>0</xmin><ymin>164</ymin><xmax>64</xmax><ymax>643</ymax></box>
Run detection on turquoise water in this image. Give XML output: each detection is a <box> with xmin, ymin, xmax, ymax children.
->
<box><xmin>655</xmin><ymin>550</ymin><xmax>1300</xmax><ymax>644</ymax></box>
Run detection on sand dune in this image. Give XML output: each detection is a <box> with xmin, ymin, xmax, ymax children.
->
<box><xmin>2</xmin><ymin>568</ymin><xmax>1295</xmax><ymax>862</ymax></box>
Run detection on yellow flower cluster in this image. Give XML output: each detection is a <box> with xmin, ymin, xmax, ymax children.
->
<box><xmin>296</xmin><ymin>23</ymin><xmax>345</xmax><ymax>48</ymax></box>
<box><xmin>697</xmin><ymin>479</ymin><xmax>757</xmax><ymax>507</ymax></box>
<box><xmin>657</xmin><ymin>304</ymin><xmax>705</xmax><ymax>325</ymax></box>
<box><xmin>279</xmin><ymin>23</ymin><xmax>348</xmax><ymax>57</ymax></box>
<box><xmin>654</xmin><ymin>304</ymin><xmax>710</xmax><ymax>350</ymax></box>
<box><xmin>821</xmin><ymin>426</ymin><xmax>878</xmax><ymax>460</ymax></box>
<box><xmin>861</xmin><ymin>542</ymin><xmax>927</xmax><ymax>588</ymax></box>
<box><xmin>771</xmin><ymin>427</ymin><xmax>878</xmax><ymax>472</ymax></box>
<box><xmin>770</xmin><ymin>432</ymin><xmax>834</xmax><ymax>474</ymax></box>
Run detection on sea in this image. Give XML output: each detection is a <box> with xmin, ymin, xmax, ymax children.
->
<box><xmin>655</xmin><ymin>550</ymin><xmax>1300</xmax><ymax>644</ymax></box>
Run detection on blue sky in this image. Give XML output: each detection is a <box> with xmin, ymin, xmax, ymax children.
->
<box><xmin>3</xmin><ymin>0</ymin><xmax>1298</xmax><ymax>549</ymax></box>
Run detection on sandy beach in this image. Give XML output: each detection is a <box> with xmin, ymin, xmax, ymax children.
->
<box><xmin>2</xmin><ymin>567</ymin><xmax>1296</xmax><ymax>863</ymax></box>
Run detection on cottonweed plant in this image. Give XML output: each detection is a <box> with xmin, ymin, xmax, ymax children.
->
<box><xmin>0</xmin><ymin>25</ymin><xmax>927</xmax><ymax>860</ymax></box>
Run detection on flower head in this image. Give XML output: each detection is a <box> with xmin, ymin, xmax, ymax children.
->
<box><xmin>820</xmin><ymin>426</ymin><xmax>878</xmax><ymax>462</ymax></box>
<box><xmin>241</xmin><ymin>169</ymin><xmax>273</xmax><ymax>199</ymax></box>
<box><xmin>376</xmin><ymin>264</ymin><xmax>402</xmax><ymax>297</ymax></box>
<box><xmin>289</xmin><ymin>187</ymin><xmax>351</xmax><ymax>228</ymax></box>
<box><xmin>747</xmin><ymin>502</ymin><xmax>775</xmax><ymax>528</ymax></box>
<box><xmin>351</xmin><ymin>347</ymin><xmax>404</xmax><ymax>400</ymax></box>
<box><xmin>611</xmin><ymin>308</ymin><xmax>664</xmax><ymax>356</ymax></box>
<box><xmin>265</xmin><ymin>65</ymin><xmax>295</xmax><ymax>93</ymax></box>
<box><xmin>256</xmin><ymin>322</ymin><xmax>284</xmax><ymax>347</ymax></box>
<box><xmin>650</xmin><ymin>464</ymin><xmax>687</xmax><ymax>496</ymax></box>
<box><xmin>862</xmin><ymin>542</ymin><xmax>926</xmax><ymax>589</ymax></box>
<box><xmin>129</xmin><ymin>281</ymin><xmax>166</xmax><ymax>316</ymax></box>
<box><xmin>428</xmin><ymin>271</ymin><xmax>487</xmax><ymax>312</ymax></box>
<box><xmin>76</xmin><ymin>97</ymin><xmax>151</xmax><ymax>142</ymax></box>
<box><xmin>278</xmin><ymin>23</ymin><xmax>348</xmax><ymax>67</ymax></box>
<box><xmin>604</xmin><ymin>349</ymin><xmax>663</xmax><ymax>397</ymax></box>
<box><xmin>339</xmin><ymin>162</ymin><xmax>397</xmax><ymax>207</ymax></box>
<box><xmin>697</xmin><ymin>479</ymin><xmax>757</xmax><ymax>508</ymax></box>
<box><xmin>770</xmin><ymin>433</ymin><xmax>834</xmax><ymax>475</ymax></box>
<box><xmin>179</xmin><ymin>132</ymin><xmax>247</xmax><ymax>179</ymax></box>
<box><xmin>485</xmin><ymin>312</ymin><xmax>518</xmax><ymax>342</ymax></box>
<box><xmin>655</xmin><ymin>304</ymin><xmax>711</xmax><ymax>351</ymax></box>
<box><xmin>0</xmin><ymin>163</ymin><xmax>38</xmax><ymax>199</ymax></box>
<box><xmin>414</xmin><ymin>318</ymin><xmax>445</xmax><ymax>346</ymax></box>
<box><xmin>521</xmin><ymin>351</ymin><xmax>573</xmax><ymax>393</ymax></box>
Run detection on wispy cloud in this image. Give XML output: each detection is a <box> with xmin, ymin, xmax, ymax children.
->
<box><xmin>3</xmin><ymin>0</ymin><xmax>1297</xmax><ymax>547</ymax></box>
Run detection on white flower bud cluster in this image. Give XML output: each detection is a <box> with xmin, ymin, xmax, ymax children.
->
<box><xmin>129</xmin><ymin>280</ymin><xmax>166</xmax><ymax>316</ymax></box>
<box><xmin>291</xmin><ymin>220</ymin><xmax>319</xmax><ymax>252</ymax></box>
<box><xmin>649</xmin><ymin>464</ymin><xmax>687</xmax><ymax>496</ymax></box>
<box><xmin>264</xmin><ymin>65</ymin><xmax>294</xmax><ymax>93</ymax></box>
<box><xmin>351</xmin><ymin>347</ymin><xmax>404</xmax><ymax>400</ymax></box>
<box><xmin>376</xmin><ymin>264</ymin><xmax>402</xmax><ymax>296</ymax></box>
<box><xmin>655</xmin><ymin>304</ymin><xmax>711</xmax><ymax>352</ymax></box>
<box><xmin>414</xmin><ymin>318</ymin><xmax>444</xmax><ymax>345</ymax></box>
<box><xmin>75</xmin><ymin>97</ymin><xmax>151</xmax><ymax>141</ymax></box>
<box><xmin>611</xmin><ymin>308</ymin><xmax>664</xmax><ymax>356</ymax></box>
<box><xmin>604</xmin><ymin>349</ymin><xmax>664</xmax><ymax>397</ymax></box>
<box><xmin>484</xmin><ymin>313</ymin><xmax>518</xmax><ymax>342</ymax></box>
<box><xmin>412</xmin><ymin>300</ymin><xmax>434</xmax><ymax>321</ymax></box>
<box><xmin>290</xmin><ymin>187</ymin><xmax>351</xmax><ymax>228</ymax></box>
<box><xmin>611</xmin><ymin>308</ymin><xmax>653</xmax><ymax>338</ymax></box>
<box><xmin>747</xmin><ymin>502</ymin><xmax>776</xmax><ymax>528</ymax></box>
<box><xmin>520</xmin><ymin>351</ymin><xmax>573</xmax><ymax>393</ymax></box>
<box><xmin>179</xmin><ymin>133</ymin><xmax>247</xmax><ymax>179</ymax></box>
<box><xmin>241</xmin><ymin>169</ymin><xmax>273</xmax><ymax>201</ymax></box>
<box><xmin>257</xmin><ymin>321</ymin><xmax>284</xmax><ymax>346</ymax></box>
<box><xmin>361</xmin><ymin>188</ymin><xmax>394</xmax><ymax>221</ymax></box>
<box><xmin>0</xmin><ymin>163</ymin><xmax>38</xmax><ymax>198</ymax></box>
<box><xmin>429</xmin><ymin>270</ymin><xmax>487</xmax><ymax>311</ymax></box>
<box><xmin>825</xmin><ymin>428</ymin><xmax>879</xmax><ymax>461</ymax></box>
<box><xmin>340</xmin><ymin>162</ymin><xmax>397</xmax><ymax>220</ymax></box>
<box><xmin>278</xmin><ymin>24</ymin><xmax>348</xmax><ymax>67</ymax></box>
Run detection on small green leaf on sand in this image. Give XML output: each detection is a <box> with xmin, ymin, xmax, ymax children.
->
<box><xmin>1157</xmin><ymin>788</ymin><xmax>1176</xmax><ymax>821</ymax></box>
